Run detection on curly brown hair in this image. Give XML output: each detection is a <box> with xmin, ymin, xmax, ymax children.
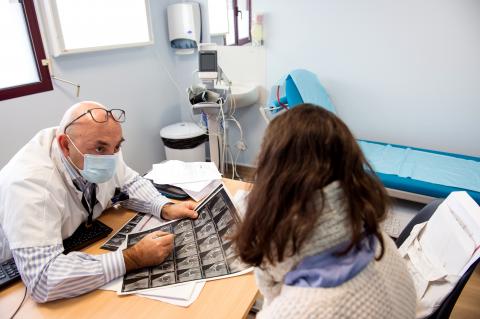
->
<box><xmin>232</xmin><ymin>104</ymin><xmax>389</xmax><ymax>266</ymax></box>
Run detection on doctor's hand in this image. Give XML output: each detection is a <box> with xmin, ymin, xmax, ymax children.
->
<box><xmin>161</xmin><ymin>201</ymin><xmax>198</xmax><ymax>220</ymax></box>
<box><xmin>123</xmin><ymin>231</ymin><xmax>174</xmax><ymax>272</ymax></box>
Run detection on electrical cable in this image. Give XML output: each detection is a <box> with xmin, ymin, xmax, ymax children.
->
<box><xmin>219</xmin><ymin>101</ymin><xmax>227</xmax><ymax>173</ymax></box>
<box><xmin>9</xmin><ymin>286</ymin><xmax>27</xmax><ymax>319</ymax></box>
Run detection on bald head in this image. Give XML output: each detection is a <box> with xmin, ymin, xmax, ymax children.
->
<box><xmin>57</xmin><ymin>101</ymin><xmax>108</xmax><ymax>137</ymax></box>
<box><xmin>56</xmin><ymin>101</ymin><xmax>125</xmax><ymax>170</ymax></box>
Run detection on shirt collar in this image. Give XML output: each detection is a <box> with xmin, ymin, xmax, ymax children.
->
<box><xmin>59</xmin><ymin>145</ymin><xmax>89</xmax><ymax>192</ymax></box>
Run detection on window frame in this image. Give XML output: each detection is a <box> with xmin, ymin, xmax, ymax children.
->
<box><xmin>0</xmin><ymin>0</ymin><xmax>53</xmax><ymax>101</ymax></box>
<box><xmin>232</xmin><ymin>0</ymin><xmax>252</xmax><ymax>46</ymax></box>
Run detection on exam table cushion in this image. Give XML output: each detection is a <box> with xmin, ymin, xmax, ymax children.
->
<box><xmin>359</xmin><ymin>140</ymin><xmax>480</xmax><ymax>204</ymax></box>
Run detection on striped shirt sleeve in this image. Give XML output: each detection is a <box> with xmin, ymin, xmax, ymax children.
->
<box><xmin>120</xmin><ymin>175</ymin><xmax>171</xmax><ymax>220</ymax></box>
<box><xmin>12</xmin><ymin>245</ymin><xmax>125</xmax><ymax>303</ymax></box>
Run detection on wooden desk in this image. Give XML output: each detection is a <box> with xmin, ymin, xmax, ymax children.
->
<box><xmin>0</xmin><ymin>179</ymin><xmax>257</xmax><ymax>319</ymax></box>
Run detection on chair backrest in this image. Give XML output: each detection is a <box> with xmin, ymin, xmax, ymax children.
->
<box><xmin>395</xmin><ymin>199</ymin><xmax>480</xmax><ymax>319</ymax></box>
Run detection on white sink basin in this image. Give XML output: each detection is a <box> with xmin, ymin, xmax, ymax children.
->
<box><xmin>223</xmin><ymin>83</ymin><xmax>259</xmax><ymax>108</ymax></box>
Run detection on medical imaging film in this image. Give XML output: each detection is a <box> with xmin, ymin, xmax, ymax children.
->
<box><xmin>100</xmin><ymin>213</ymin><xmax>146</xmax><ymax>251</ymax></box>
<box><xmin>120</xmin><ymin>186</ymin><xmax>250</xmax><ymax>294</ymax></box>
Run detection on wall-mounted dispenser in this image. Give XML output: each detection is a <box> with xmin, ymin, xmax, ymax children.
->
<box><xmin>167</xmin><ymin>2</ymin><xmax>201</xmax><ymax>55</ymax></box>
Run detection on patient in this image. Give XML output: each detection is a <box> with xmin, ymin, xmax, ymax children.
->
<box><xmin>233</xmin><ymin>104</ymin><xmax>416</xmax><ymax>318</ymax></box>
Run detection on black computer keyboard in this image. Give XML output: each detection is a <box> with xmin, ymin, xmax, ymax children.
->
<box><xmin>0</xmin><ymin>258</ymin><xmax>20</xmax><ymax>289</ymax></box>
<box><xmin>62</xmin><ymin>219</ymin><xmax>113</xmax><ymax>254</ymax></box>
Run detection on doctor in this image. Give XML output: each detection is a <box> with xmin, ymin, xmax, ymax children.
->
<box><xmin>0</xmin><ymin>101</ymin><xmax>197</xmax><ymax>302</ymax></box>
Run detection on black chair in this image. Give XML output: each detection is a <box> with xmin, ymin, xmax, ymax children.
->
<box><xmin>395</xmin><ymin>199</ymin><xmax>480</xmax><ymax>319</ymax></box>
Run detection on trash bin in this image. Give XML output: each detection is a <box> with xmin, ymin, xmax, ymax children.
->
<box><xmin>160</xmin><ymin>122</ymin><xmax>208</xmax><ymax>162</ymax></box>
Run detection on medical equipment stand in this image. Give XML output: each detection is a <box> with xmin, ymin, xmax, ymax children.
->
<box><xmin>192</xmin><ymin>101</ymin><xmax>224</xmax><ymax>172</ymax></box>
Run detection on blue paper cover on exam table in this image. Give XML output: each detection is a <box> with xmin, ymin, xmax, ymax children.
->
<box><xmin>359</xmin><ymin>140</ymin><xmax>480</xmax><ymax>204</ymax></box>
<box><xmin>267</xmin><ymin>69</ymin><xmax>480</xmax><ymax>204</ymax></box>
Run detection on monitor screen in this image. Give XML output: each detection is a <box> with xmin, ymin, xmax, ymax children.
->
<box><xmin>199</xmin><ymin>51</ymin><xmax>217</xmax><ymax>72</ymax></box>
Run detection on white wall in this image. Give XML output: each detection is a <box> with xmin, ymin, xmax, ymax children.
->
<box><xmin>0</xmin><ymin>0</ymin><xmax>189</xmax><ymax>173</ymax></box>
<box><xmin>250</xmin><ymin>0</ymin><xmax>480</xmax><ymax>163</ymax></box>
<box><xmin>2</xmin><ymin>0</ymin><xmax>479</xmax><ymax>172</ymax></box>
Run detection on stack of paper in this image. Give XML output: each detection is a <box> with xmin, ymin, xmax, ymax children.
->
<box><xmin>398</xmin><ymin>191</ymin><xmax>480</xmax><ymax>311</ymax></box>
<box><xmin>145</xmin><ymin>161</ymin><xmax>223</xmax><ymax>201</ymax></box>
<box><xmin>99</xmin><ymin>277</ymin><xmax>205</xmax><ymax>307</ymax></box>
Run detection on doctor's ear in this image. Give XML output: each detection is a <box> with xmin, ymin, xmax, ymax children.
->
<box><xmin>57</xmin><ymin>135</ymin><xmax>71</xmax><ymax>157</ymax></box>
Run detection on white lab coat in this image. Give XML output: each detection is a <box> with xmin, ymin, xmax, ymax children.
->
<box><xmin>0</xmin><ymin>127</ymin><xmax>138</xmax><ymax>260</ymax></box>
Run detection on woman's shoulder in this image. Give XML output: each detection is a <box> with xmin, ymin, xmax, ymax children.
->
<box><xmin>257</xmin><ymin>233</ymin><xmax>416</xmax><ymax>319</ymax></box>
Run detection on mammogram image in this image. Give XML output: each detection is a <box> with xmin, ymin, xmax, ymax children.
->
<box><xmin>121</xmin><ymin>187</ymin><xmax>246</xmax><ymax>293</ymax></box>
<box><xmin>214</xmin><ymin>210</ymin><xmax>233</xmax><ymax>230</ymax></box>
<box><xmin>227</xmin><ymin>256</ymin><xmax>248</xmax><ymax>273</ymax></box>
<box><xmin>151</xmin><ymin>261</ymin><xmax>174</xmax><ymax>275</ymax></box>
<box><xmin>129</xmin><ymin>213</ymin><xmax>145</xmax><ymax>224</ymax></box>
<box><xmin>176</xmin><ymin>255</ymin><xmax>200</xmax><ymax>270</ymax></box>
<box><xmin>175</xmin><ymin>242</ymin><xmax>198</xmax><ymax>259</ymax></box>
<box><xmin>200</xmin><ymin>247</ymin><xmax>224</xmax><ymax>265</ymax></box>
<box><xmin>203</xmin><ymin>262</ymin><xmax>228</xmax><ymax>278</ymax></box>
<box><xmin>173</xmin><ymin>220</ymin><xmax>193</xmax><ymax>234</ymax></box>
<box><xmin>193</xmin><ymin>209</ymin><xmax>211</xmax><ymax>228</ymax></box>
<box><xmin>208</xmin><ymin>195</ymin><xmax>226</xmax><ymax>218</ymax></box>
<box><xmin>222</xmin><ymin>241</ymin><xmax>237</xmax><ymax>258</ymax></box>
<box><xmin>195</xmin><ymin>221</ymin><xmax>216</xmax><ymax>240</ymax></box>
<box><xmin>107</xmin><ymin>233</ymin><xmax>126</xmax><ymax>247</ymax></box>
<box><xmin>218</xmin><ymin>226</ymin><xmax>235</xmax><ymax>244</ymax></box>
<box><xmin>124</xmin><ymin>268</ymin><xmax>150</xmax><ymax>281</ymax></box>
<box><xmin>174</xmin><ymin>229</ymin><xmax>195</xmax><ymax>246</ymax></box>
<box><xmin>177</xmin><ymin>268</ymin><xmax>202</xmax><ymax>283</ymax></box>
<box><xmin>119</xmin><ymin>223</ymin><xmax>136</xmax><ymax>234</ymax></box>
<box><xmin>198</xmin><ymin>234</ymin><xmax>220</xmax><ymax>253</ymax></box>
<box><xmin>151</xmin><ymin>272</ymin><xmax>175</xmax><ymax>288</ymax></box>
<box><xmin>123</xmin><ymin>277</ymin><xmax>149</xmax><ymax>292</ymax></box>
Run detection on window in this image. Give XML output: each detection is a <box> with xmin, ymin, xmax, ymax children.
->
<box><xmin>0</xmin><ymin>0</ymin><xmax>52</xmax><ymax>101</ymax></box>
<box><xmin>42</xmin><ymin>0</ymin><xmax>153</xmax><ymax>56</ymax></box>
<box><xmin>208</xmin><ymin>0</ymin><xmax>251</xmax><ymax>46</ymax></box>
<box><xmin>233</xmin><ymin>0</ymin><xmax>251</xmax><ymax>45</ymax></box>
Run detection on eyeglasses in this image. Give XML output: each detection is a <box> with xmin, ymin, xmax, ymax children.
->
<box><xmin>64</xmin><ymin>108</ymin><xmax>126</xmax><ymax>133</ymax></box>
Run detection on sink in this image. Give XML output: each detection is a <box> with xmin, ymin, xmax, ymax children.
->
<box><xmin>221</xmin><ymin>83</ymin><xmax>259</xmax><ymax>108</ymax></box>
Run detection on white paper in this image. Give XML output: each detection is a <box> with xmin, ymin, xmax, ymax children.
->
<box><xmin>98</xmin><ymin>277</ymin><xmax>198</xmax><ymax>301</ymax></box>
<box><xmin>180</xmin><ymin>179</ymin><xmax>223</xmax><ymax>201</ymax></box>
<box><xmin>420</xmin><ymin>199</ymin><xmax>476</xmax><ymax>274</ymax></box>
<box><xmin>146</xmin><ymin>161</ymin><xmax>222</xmax><ymax>185</ymax></box>
<box><xmin>445</xmin><ymin>191</ymin><xmax>480</xmax><ymax>245</ymax></box>
<box><xmin>173</xmin><ymin>180</ymin><xmax>217</xmax><ymax>192</ymax></box>
<box><xmin>138</xmin><ymin>215</ymin><xmax>164</xmax><ymax>232</ymax></box>
<box><xmin>233</xmin><ymin>189</ymin><xmax>249</xmax><ymax>219</ymax></box>
<box><xmin>137</xmin><ymin>281</ymin><xmax>205</xmax><ymax>307</ymax></box>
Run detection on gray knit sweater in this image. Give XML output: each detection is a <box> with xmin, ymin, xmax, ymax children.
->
<box><xmin>255</xmin><ymin>182</ymin><xmax>416</xmax><ymax>319</ymax></box>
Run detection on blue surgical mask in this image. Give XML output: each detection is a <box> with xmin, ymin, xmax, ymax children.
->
<box><xmin>67</xmin><ymin>136</ymin><xmax>119</xmax><ymax>183</ymax></box>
